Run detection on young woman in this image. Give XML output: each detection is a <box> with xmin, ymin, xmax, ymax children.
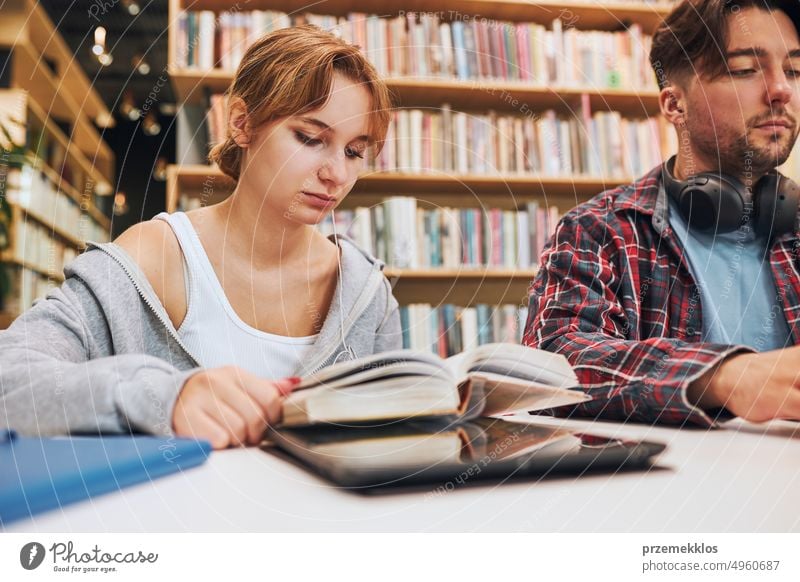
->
<box><xmin>0</xmin><ymin>26</ymin><xmax>400</xmax><ymax>449</ymax></box>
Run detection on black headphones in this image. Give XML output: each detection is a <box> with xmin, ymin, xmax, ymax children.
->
<box><xmin>663</xmin><ymin>156</ymin><xmax>800</xmax><ymax>238</ymax></box>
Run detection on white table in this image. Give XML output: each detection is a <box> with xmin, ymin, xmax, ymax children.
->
<box><xmin>6</xmin><ymin>417</ymin><xmax>800</xmax><ymax>532</ymax></box>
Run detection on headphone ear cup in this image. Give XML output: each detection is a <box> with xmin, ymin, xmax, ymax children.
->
<box><xmin>755</xmin><ymin>174</ymin><xmax>800</xmax><ymax>238</ymax></box>
<box><xmin>678</xmin><ymin>175</ymin><xmax>744</xmax><ymax>233</ymax></box>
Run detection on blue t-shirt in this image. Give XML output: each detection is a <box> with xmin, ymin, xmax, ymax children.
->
<box><xmin>668</xmin><ymin>197</ymin><xmax>791</xmax><ymax>351</ymax></box>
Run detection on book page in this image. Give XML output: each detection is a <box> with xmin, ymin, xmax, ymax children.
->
<box><xmin>299</xmin><ymin>349</ymin><xmax>451</xmax><ymax>389</ymax></box>
<box><xmin>299</xmin><ymin>361</ymin><xmax>453</xmax><ymax>391</ymax></box>
<box><xmin>468</xmin><ymin>372</ymin><xmax>590</xmax><ymax>415</ymax></box>
<box><xmin>285</xmin><ymin>375</ymin><xmax>461</xmax><ymax>426</ymax></box>
<box><xmin>449</xmin><ymin>343</ymin><xmax>578</xmax><ymax>387</ymax></box>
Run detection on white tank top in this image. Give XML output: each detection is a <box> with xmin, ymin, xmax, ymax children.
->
<box><xmin>155</xmin><ymin>212</ymin><xmax>318</xmax><ymax>379</ymax></box>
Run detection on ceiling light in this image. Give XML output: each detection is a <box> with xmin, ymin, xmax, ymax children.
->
<box><xmin>113</xmin><ymin>191</ymin><xmax>129</xmax><ymax>216</ymax></box>
<box><xmin>133</xmin><ymin>53</ymin><xmax>150</xmax><ymax>75</ymax></box>
<box><xmin>122</xmin><ymin>0</ymin><xmax>140</xmax><ymax>16</ymax></box>
<box><xmin>119</xmin><ymin>91</ymin><xmax>141</xmax><ymax>121</ymax></box>
<box><xmin>92</xmin><ymin>27</ymin><xmax>106</xmax><ymax>56</ymax></box>
<box><xmin>142</xmin><ymin>111</ymin><xmax>161</xmax><ymax>136</ymax></box>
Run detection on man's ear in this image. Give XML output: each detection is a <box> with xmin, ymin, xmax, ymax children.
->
<box><xmin>660</xmin><ymin>84</ymin><xmax>687</xmax><ymax>126</ymax></box>
<box><xmin>228</xmin><ymin>97</ymin><xmax>252</xmax><ymax>148</ymax></box>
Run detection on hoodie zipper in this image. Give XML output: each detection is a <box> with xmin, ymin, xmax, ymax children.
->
<box><xmin>90</xmin><ymin>243</ymin><xmax>202</xmax><ymax>367</ymax></box>
<box><xmin>302</xmin><ymin>266</ymin><xmax>384</xmax><ymax>376</ymax></box>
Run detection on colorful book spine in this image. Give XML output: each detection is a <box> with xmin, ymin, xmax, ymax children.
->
<box><xmin>179</xmin><ymin>9</ymin><xmax>662</xmax><ymax>92</ymax></box>
<box><xmin>317</xmin><ymin>199</ymin><xmax>560</xmax><ymax>270</ymax></box>
<box><xmin>367</xmin><ymin>105</ymin><xmax>676</xmax><ymax>179</ymax></box>
<box><xmin>400</xmin><ymin>303</ymin><xmax>529</xmax><ymax>356</ymax></box>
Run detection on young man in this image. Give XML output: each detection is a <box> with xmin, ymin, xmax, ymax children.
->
<box><xmin>524</xmin><ymin>0</ymin><xmax>800</xmax><ymax>426</ymax></box>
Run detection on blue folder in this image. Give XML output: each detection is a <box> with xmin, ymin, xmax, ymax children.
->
<box><xmin>0</xmin><ymin>429</ymin><xmax>211</xmax><ymax>525</ymax></box>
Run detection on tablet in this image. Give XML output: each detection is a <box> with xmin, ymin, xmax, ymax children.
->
<box><xmin>266</xmin><ymin>418</ymin><xmax>666</xmax><ymax>490</ymax></box>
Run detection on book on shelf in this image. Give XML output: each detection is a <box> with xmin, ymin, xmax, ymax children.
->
<box><xmin>281</xmin><ymin>342</ymin><xmax>588</xmax><ymax>427</ymax></box>
<box><xmin>176</xmin><ymin>8</ymin><xmax>661</xmax><ymax>92</ymax></box>
<box><xmin>201</xmin><ymin>97</ymin><xmax>677</xmax><ymax>180</ymax></box>
<box><xmin>400</xmin><ymin>303</ymin><xmax>528</xmax><ymax>357</ymax></box>
<box><xmin>369</xmin><ymin>104</ymin><xmax>677</xmax><ymax>179</ymax></box>
<box><xmin>3</xmin><ymin>268</ymin><xmax>56</xmax><ymax>317</ymax></box>
<box><xmin>2</xmin><ymin>165</ymin><xmax>107</xmax><ymax>244</ymax></box>
<box><xmin>205</xmin><ymin>91</ymin><xmax>228</xmax><ymax>151</ymax></box>
<box><xmin>1</xmin><ymin>162</ymin><xmax>110</xmax><ymax>316</ymax></box>
<box><xmin>317</xmin><ymin>198</ymin><xmax>559</xmax><ymax>270</ymax></box>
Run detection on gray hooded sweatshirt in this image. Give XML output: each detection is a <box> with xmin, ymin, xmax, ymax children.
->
<box><xmin>0</xmin><ymin>236</ymin><xmax>401</xmax><ymax>437</ymax></box>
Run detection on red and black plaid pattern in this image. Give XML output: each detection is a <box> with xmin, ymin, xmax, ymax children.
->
<box><xmin>523</xmin><ymin>165</ymin><xmax>800</xmax><ymax>426</ymax></box>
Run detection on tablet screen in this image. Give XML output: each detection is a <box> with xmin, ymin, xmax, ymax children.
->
<box><xmin>267</xmin><ymin>418</ymin><xmax>666</xmax><ymax>489</ymax></box>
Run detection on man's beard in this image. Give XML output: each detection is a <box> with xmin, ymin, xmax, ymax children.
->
<box><xmin>687</xmin><ymin>109</ymin><xmax>799</xmax><ymax>178</ymax></box>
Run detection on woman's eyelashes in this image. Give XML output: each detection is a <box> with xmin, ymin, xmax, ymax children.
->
<box><xmin>294</xmin><ymin>130</ymin><xmax>365</xmax><ymax>159</ymax></box>
<box><xmin>345</xmin><ymin>146</ymin><xmax>365</xmax><ymax>160</ymax></box>
<box><xmin>294</xmin><ymin>130</ymin><xmax>323</xmax><ymax>147</ymax></box>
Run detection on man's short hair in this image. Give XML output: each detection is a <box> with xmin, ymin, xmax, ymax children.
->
<box><xmin>650</xmin><ymin>0</ymin><xmax>800</xmax><ymax>88</ymax></box>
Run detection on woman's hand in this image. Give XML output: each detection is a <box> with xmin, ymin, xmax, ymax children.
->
<box><xmin>172</xmin><ymin>367</ymin><xmax>301</xmax><ymax>449</ymax></box>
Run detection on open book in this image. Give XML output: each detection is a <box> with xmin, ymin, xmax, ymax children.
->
<box><xmin>281</xmin><ymin>343</ymin><xmax>589</xmax><ymax>427</ymax></box>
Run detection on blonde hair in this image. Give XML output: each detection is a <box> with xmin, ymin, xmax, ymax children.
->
<box><xmin>209</xmin><ymin>25</ymin><xmax>393</xmax><ymax>181</ymax></box>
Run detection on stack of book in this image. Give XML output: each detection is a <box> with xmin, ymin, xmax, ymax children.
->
<box><xmin>317</xmin><ymin>198</ymin><xmax>559</xmax><ymax>269</ymax></box>
<box><xmin>400</xmin><ymin>303</ymin><xmax>528</xmax><ymax>357</ymax></box>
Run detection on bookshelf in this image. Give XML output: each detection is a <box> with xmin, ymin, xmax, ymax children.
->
<box><xmin>171</xmin><ymin>70</ymin><xmax>662</xmax><ymax>113</ymax></box>
<box><xmin>166</xmin><ymin>0</ymin><xmax>677</xmax><ymax>319</ymax></box>
<box><xmin>166</xmin><ymin>163</ymin><xmax>629</xmax><ymax>212</ymax></box>
<box><xmin>0</xmin><ymin>0</ymin><xmax>115</xmax><ymax>324</ymax></box>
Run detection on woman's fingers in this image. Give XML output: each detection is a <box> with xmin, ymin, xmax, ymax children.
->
<box><xmin>173</xmin><ymin>368</ymin><xmax>303</xmax><ymax>448</ymax></box>
<box><xmin>174</xmin><ymin>404</ymin><xmax>231</xmax><ymax>450</ymax></box>
<box><xmin>240</xmin><ymin>374</ymin><xmax>301</xmax><ymax>427</ymax></box>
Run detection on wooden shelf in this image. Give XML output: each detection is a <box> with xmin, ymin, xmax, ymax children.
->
<box><xmin>170</xmin><ymin>68</ymin><xmax>660</xmax><ymax>115</ymax></box>
<box><xmin>178</xmin><ymin>0</ymin><xmax>671</xmax><ymax>33</ymax></box>
<box><xmin>0</xmin><ymin>0</ymin><xmax>113</xmax><ymax>319</ymax></box>
<box><xmin>166</xmin><ymin>164</ymin><xmax>627</xmax><ymax>211</ymax></box>
<box><xmin>166</xmin><ymin>0</ymin><xmax>670</xmax><ymax>308</ymax></box>
<box><xmin>355</xmin><ymin>172</ymin><xmax>628</xmax><ymax>201</ymax></box>
<box><xmin>2</xmin><ymin>90</ymin><xmax>113</xmax><ymax>229</ymax></box>
<box><xmin>0</xmin><ymin>256</ymin><xmax>66</xmax><ymax>283</ymax></box>
<box><xmin>9</xmin><ymin>45</ymin><xmax>115</xmax><ymax>182</ymax></box>
<box><xmin>386</xmin><ymin>78</ymin><xmax>660</xmax><ymax>116</ymax></box>
<box><xmin>0</xmin><ymin>311</ymin><xmax>18</xmax><ymax>329</ymax></box>
<box><xmin>8</xmin><ymin>203</ymin><xmax>86</xmax><ymax>250</ymax></box>
<box><xmin>25</xmin><ymin>100</ymin><xmax>115</xmax><ymax>211</ymax></box>
<box><xmin>387</xmin><ymin>268</ymin><xmax>534</xmax><ymax>305</ymax></box>
<box><xmin>0</xmin><ymin>0</ymin><xmax>114</xmax><ymax>129</ymax></box>
<box><xmin>385</xmin><ymin>268</ymin><xmax>537</xmax><ymax>279</ymax></box>
<box><xmin>34</xmin><ymin>156</ymin><xmax>112</xmax><ymax>232</ymax></box>
<box><xmin>23</xmin><ymin>0</ymin><xmax>114</xmax><ymax>128</ymax></box>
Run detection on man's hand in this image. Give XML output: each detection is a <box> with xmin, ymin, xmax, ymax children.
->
<box><xmin>688</xmin><ymin>347</ymin><xmax>800</xmax><ymax>422</ymax></box>
<box><xmin>172</xmin><ymin>367</ymin><xmax>301</xmax><ymax>449</ymax></box>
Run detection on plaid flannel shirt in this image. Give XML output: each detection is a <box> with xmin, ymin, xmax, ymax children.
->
<box><xmin>523</xmin><ymin>165</ymin><xmax>800</xmax><ymax>426</ymax></box>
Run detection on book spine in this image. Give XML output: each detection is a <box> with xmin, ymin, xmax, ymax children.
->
<box><xmin>451</xmin><ymin>20</ymin><xmax>468</xmax><ymax>80</ymax></box>
<box><xmin>180</xmin><ymin>8</ymin><xmax>659</xmax><ymax>93</ymax></box>
<box><xmin>399</xmin><ymin>302</ymin><xmax>534</xmax><ymax>355</ymax></box>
